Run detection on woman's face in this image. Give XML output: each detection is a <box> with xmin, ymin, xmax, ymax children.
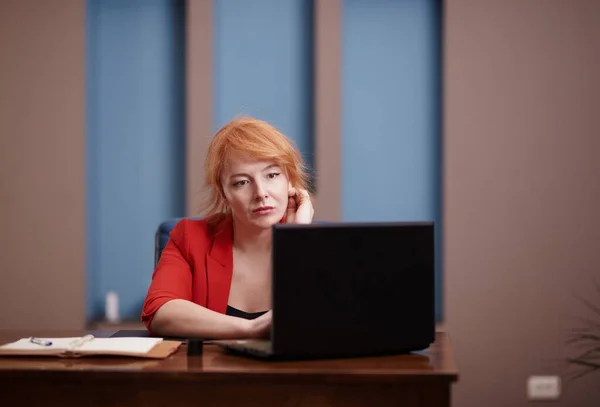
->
<box><xmin>221</xmin><ymin>151</ymin><xmax>290</xmax><ymax>230</ymax></box>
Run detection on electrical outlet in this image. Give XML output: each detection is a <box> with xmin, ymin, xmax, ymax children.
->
<box><xmin>527</xmin><ymin>375</ymin><xmax>561</xmax><ymax>401</ymax></box>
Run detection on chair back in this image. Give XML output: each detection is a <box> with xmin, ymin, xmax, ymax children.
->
<box><xmin>154</xmin><ymin>218</ymin><xmax>195</xmax><ymax>267</ymax></box>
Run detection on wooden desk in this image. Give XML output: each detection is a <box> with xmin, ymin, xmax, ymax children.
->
<box><xmin>0</xmin><ymin>330</ymin><xmax>458</xmax><ymax>407</ymax></box>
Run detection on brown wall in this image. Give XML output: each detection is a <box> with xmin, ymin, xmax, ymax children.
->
<box><xmin>185</xmin><ymin>0</ymin><xmax>212</xmax><ymax>216</ymax></box>
<box><xmin>445</xmin><ymin>0</ymin><xmax>600</xmax><ymax>406</ymax></box>
<box><xmin>1</xmin><ymin>1</ymin><xmax>600</xmax><ymax>404</ymax></box>
<box><xmin>314</xmin><ymin>0</ymin><xmax>341</xmax><ymax>221</ymax></box>
<box><xmin>0</xmin><ymin>0</ymin><xmax>85</xmax><ymax>329</ymax></box>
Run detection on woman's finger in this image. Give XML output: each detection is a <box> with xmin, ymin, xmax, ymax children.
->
<box><xmin>293</xmin><ymin>189</ymin><xmax>314</xmax><ymax>224</ymax></box>
<box><xmin>286</xmin><ymin>196</ymin><xmax>297</xmax><ymax>223</ymax></box>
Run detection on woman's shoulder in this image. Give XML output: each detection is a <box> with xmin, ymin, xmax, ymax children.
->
<box><xmin>171</xmin><ymin>213</ymin><xmax>231</xmax><ymax>241</ymax></box>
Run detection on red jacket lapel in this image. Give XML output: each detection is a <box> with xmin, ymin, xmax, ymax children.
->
<box><xmin>205</xmin><ymin>216</ymin><xmax>233</xmax><ymax>314</ymax></box>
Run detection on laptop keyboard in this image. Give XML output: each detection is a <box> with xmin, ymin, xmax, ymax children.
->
<box><xmin>246</xmin><ymin>340</ymin><xmax>271</xmax><ymax>351</ymax></box>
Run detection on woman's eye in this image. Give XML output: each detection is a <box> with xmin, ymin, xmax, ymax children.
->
<box><xmin>233</xmin><ymin>180</ymin><xmax>249</xmax><ymax>187</ymax></box>
<box><xmin>267</xmin><ymin>172</ymin><xmax>281</xmax><ymax>179</ymax></box>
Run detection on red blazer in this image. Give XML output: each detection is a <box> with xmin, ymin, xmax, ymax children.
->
<box><xmin>141</xmin><ymin>216</ymin><xmax>235</xmax><ymax>332</ymax></box>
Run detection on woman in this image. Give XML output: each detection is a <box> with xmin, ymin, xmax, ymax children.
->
<box><xmin>141</xmin><ymin>117</ymin><xmax>314</xmax><ymax>338</ymax></box>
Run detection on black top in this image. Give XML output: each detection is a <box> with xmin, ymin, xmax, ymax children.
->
<box><xmin>226</xmin><ymin>305</ymin><xmax>268</xmax><ymax>320</ymax></box>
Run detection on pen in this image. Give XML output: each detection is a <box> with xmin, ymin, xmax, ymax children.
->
<box><xmin>29</xmin><ymin>337</ymin><xmax>52</xmax><ymax>347</ymax></box>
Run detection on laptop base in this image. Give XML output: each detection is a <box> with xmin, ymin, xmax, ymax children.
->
<box><xmin>213</xmin><ymin>339</ymin><xmax>427</xmax><ymax>361</ymax></box>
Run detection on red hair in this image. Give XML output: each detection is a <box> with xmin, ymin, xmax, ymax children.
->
<box><xmin>201</xmin><ymin>117</ymin><xmax>310</xmax><ymax>229</ymax></box>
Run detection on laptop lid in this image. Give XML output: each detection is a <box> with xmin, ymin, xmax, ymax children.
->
<box><xmin>269</xmin><ymin>222</ymin><xmax>435</xmax><ymax>358</ymax></box>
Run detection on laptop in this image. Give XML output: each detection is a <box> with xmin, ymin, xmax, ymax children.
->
<box><xmin>213</xmin><ymin>221</ymin><xmax>435</xmax><ymax>360</ymax></box>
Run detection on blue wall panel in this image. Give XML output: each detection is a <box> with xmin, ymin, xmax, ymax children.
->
<box><xmin>342</xmin><ymin>0</ymin><xmax>442</xmax><ymax>319</ymax></box>
<box><xmin>214</xmin><ymin>0</ymin><xmax>314</xmax><ymax>168</ymax></box>
<box><xmin>86</xmin><ymin>0</ymin><xmax>185</xmax><ymax>320</ymax></box>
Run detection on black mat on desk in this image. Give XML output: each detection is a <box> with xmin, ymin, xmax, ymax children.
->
<box><xmin>111</xmin><ymin>329</ymin><xmax>152</xmax><ymax>338</ymax></box>
<box><xmin>110</xmin><ymin>329</ymin><xmax>190</xmax><ymax>342</ymax></box>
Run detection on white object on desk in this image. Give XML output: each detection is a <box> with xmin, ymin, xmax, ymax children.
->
<box><xmin>105</xmin><ymin>290</ymin><xmax>120</xmax><ymax>323</ymax></box>
<box><xmin>0</xmin><ymin>335</ymin><xmax>166</xmax><ymax>358</ymax></box>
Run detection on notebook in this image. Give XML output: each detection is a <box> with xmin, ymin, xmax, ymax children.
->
<box><xmin>0</xmin><ymin>335</ymin><xmax>182</xmax><ymax>359</ymax></box>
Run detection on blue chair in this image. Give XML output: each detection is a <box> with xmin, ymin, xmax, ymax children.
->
<box><xmin>154</xmin><ymin>217</ymin><xmax>200</xmax><ymax>267</ymax></box>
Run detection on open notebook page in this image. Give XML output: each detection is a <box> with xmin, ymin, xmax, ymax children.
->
<box><xmin>0</xmin><ymin>337</ymin><xmax>81</xmax><ymax>351</ymax></box>
<box><xmin>0</xmin><ymin>337</ymin><xmax>163</xmax><ymax>355</ymax></box>
<box><xmin>77</xmin><ymin>337</ymin><xmax>163</xmax><ymax>355</ymax></box>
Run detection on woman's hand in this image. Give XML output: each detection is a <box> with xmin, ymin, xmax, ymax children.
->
<box><xmin>248</xmin><ymin>310</ymin><xmax>272</xmax><ymax>338</ymax></box>
<box><xmin>286</xmin><ymin>188</ymin><xmax>314</xmax><ymax>224</ymax></box>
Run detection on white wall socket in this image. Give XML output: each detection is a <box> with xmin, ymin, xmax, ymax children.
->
<box><xmin>527</xmin><ymin>375</ymin><xmax>561</xmax><ymax>401</ymax></box>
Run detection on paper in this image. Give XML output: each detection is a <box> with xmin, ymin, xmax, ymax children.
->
<box><xmin>0</xmin><ymin>337</ymin><xmax>82</xmax><ymax>351</ymax></box>
<box><xmin>0</xmin><ymin>336</ymin><xmax>163</xmax><ymax>355</ymax></box>
<box><xmin>77</xmin><ymin>337</ymin><xmax>162</xmax><ymax>355</ymax></box>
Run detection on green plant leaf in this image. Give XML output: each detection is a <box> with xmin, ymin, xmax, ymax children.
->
<box><xmin>575</xmin><ymin>294</ymin><xmax>600</xmax><ymax>319</ymax></box>
<box><xmin>572</xmin><ymin>348</ymin><xmax>600</xmax><ymax>362</ymax></box>
<box><xmin>564</xmin><ymin>366</ymin><xmax>597</xmax><ymax>383</ymax></box>
<box><xmin>568</xmin><ymin>333</ymin><xmax>600</xmax><ymax>341</ymax></box>
<box><xmin>566</xmin><ymin>358</ymin><xmax>600</xmax><ymax>369</ymax></box>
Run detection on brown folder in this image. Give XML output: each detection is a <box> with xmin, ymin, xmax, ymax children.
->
<box><xmin>0</xmin><ymin>335</ymin><xmax>182</xmax><ymax>359</ymax></box>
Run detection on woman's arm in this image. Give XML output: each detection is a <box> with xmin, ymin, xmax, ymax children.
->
<box><xmin>150</xmin><ymin>299</ymin><xmax>270</xmax><ymax>339</ymax></box>
<box><xmin>142</xmin><ymin>219</ymin><xmax>272</xmax><ymax>339</ymax></box>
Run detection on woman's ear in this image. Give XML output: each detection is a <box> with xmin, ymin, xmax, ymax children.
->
<box><xmin>219</xmin><ymin>188</ymin><xmax>228</xmax><ymax>206</ymax></box>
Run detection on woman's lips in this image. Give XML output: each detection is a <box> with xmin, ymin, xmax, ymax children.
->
<box><xmin>253</xmin><ymin>206</ymin><xmax>274</xmax><ymax>216</ymax></box>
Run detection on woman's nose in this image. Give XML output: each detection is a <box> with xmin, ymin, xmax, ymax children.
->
<box><xmin>254</xmin><ymin>182</ymin><xmax>268</xmax><ymax>199</ymax></box>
